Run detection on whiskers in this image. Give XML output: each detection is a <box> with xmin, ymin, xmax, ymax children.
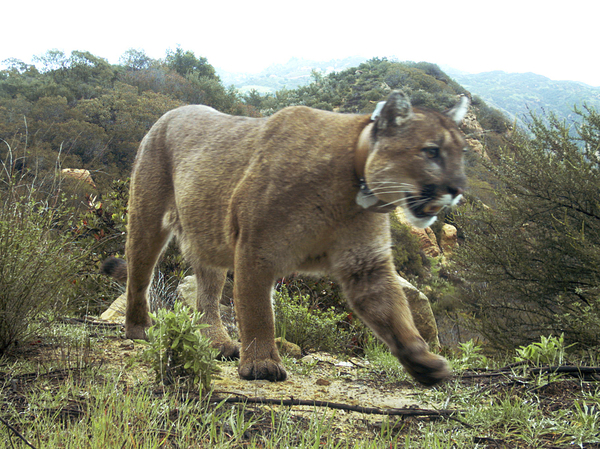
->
<box><xmin>366</xmin><ymin>180</ymin><xmax>423</xmax><ymax>210</ymax></box>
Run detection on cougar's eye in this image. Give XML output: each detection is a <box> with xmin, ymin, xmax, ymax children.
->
<box><xmin>423</xmin><ymin>147</ymin><xmax>440</xmax><ymax>159</ymax></box>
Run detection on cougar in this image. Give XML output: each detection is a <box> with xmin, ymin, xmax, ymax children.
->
<box><xmin>102</xmin><ymin>90</ymin><xmax>469</xmax><ymax>385</ymax></box>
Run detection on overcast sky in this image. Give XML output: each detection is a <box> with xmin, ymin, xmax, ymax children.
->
<box><xmin>3</xmin><ymin>0</ymin><xmax>599</xmax><ymax>86</ymax></box>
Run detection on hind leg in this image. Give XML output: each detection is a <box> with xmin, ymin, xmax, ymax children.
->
<box><xmin>124</xmin><ymin>194</ymin><xmax>173</xmax><ymax>340</ymax></box>
<box><xmin>193</xmin><ymin>265</ymin><xmax>240</xmax><ymax>359</ymax></box>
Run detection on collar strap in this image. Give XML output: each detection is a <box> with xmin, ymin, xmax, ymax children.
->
<box><xmin>354</xmin><ymin>123</ymin><xmax>372</xmax><ymax>180</ymax></box>
<box><xmin>354</xmin><ymin>119</ymin><xmax>397</xmax><ymax>213</ymax></box>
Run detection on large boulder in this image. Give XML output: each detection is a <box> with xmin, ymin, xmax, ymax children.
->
<box><xmin>394</xmin><ymin>209</ymin><xmax>441</xmax><ymax>257</ymax></box>
<box><xmin>396</xmin><ymin>276</ymin><xmax>441</xmax><ymax>349</ymax></box>
<box><xmin>100</xmin><ymin>293</ymin><xmax>126</xmax><ymax>323</ymax></box>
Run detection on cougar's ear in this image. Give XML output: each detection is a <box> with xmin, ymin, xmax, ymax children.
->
<box><xmin>445</xmin><ymin>95</ymin><xmax>470</xmax><ymax>125</ymax></box>
<box><xmin>373</xmin><ymin>90</ymin><xmax>413</xmax><ymax>130</ymax></box>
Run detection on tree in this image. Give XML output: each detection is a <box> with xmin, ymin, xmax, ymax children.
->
<box><xmin>119</xmin><ymin>48</ymin><xmax>154</xmax><ymax>71</ymax></box>
<box><xmin>164</xmin><ymin>47</ymin><xmax>216</xmax><ymax>80</ymax></box>
<box><xmin>452</xmin><ymin>106</ymin><xmax>600</xmax><ymax>349</ymax></box>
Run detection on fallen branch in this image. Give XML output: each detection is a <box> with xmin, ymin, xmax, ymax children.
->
<box><xmin>460</xmin><ymin>364</ymin><xmax>600</xmax><ymax>381</ymax></box>
<box><xmin>59</xmin><ymin>317</ymin><xmax>122</xmax><ymax>328</ymax></box>
<box><xmin>214</xmin><ymin>395</ymin><xmax>459</xmax><ymax>418</ymax></box>
<box><xmin>0</xmin><ymin>416</ymin><xmax>37</xmax><ymax>449</ymax></box>
<box><xmin>528</xmin><ymin>366</ymin><xmax>600</xmax><ymax>380</ymax></box>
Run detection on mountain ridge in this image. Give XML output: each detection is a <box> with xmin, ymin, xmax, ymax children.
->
<box><xmin>219</xmin><ymin>57</ymin><xmax>600</xmax><ymax>124</ymax></box>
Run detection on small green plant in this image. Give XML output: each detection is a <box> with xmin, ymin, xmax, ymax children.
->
<box><xmin>139</xmin><ymin>301</ymin><xmax>219</xmax><ymax>390</ymax></box>
<box><xmin>515</xmin><ymin>333</ymin><xmax>575</xmax><ymax>366</ymax></box>
<box><xmin>452</xmin><ymin>339</ymin><xmax>489</xmax><ymax>371</ymax></box>
<box><xmin>273</xmin><ymin>286</ymin><xmax>352</xmax><ymax>353</ymax></box>
<box><xmin>561</xmin><ymin>402</ymin><xmax>600</xmax><ymax>446</ymax></box>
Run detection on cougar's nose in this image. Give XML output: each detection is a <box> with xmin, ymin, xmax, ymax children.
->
<box><xmin>447</xmin><ymin>186</ymin><xmax>464</xmax><ymax>198</ymax></box>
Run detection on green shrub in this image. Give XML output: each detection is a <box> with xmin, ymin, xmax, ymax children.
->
<box><xmin>452</xmin><ymin>105</ymin><xmax>600</xmax><ymax>350</ymax></box>
<box><xmin>139</xmin><ymin>301</ymin><xmax>219</xmax><ymax>390</ymax></box>
<box><xmin>0</xmin><ymin>186</ymin><xmax>86</xmax><ymax>353</ymax></box>
<box><xmin>389</xmin><ymin>212</ymin><xmax>427</xmax><ymax>278</ymax></box>
<box><xmin>273</xmin><ymin>286</ymin><xmax>352</xmax><ymax>353</ymax></box>
<box><xmin>514</xmin><ymin>334</ymin><xmax>575</xmax><ymax>366</ymax></box>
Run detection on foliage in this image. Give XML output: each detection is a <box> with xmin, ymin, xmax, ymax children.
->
<box><xmin>452</xmin><ymin>339</ymin><xmax>489</xmax><ymax>371</ymax></box>
<box><xmin>515</xmin><ymin>334</ymin><xmax>575</xmax><ymax>366</ymax></box>
<box><xmin>3</xmin><ymin>319</ymin><xmax>600</xmax><ymax>448</ymax></box>
<box><xmin>452</xmin><ymin>105</ymin><xmax>600</xmax><ymax>349</ymax></box>
<box><xmin>363</xmin><ymin>336</ymin><xmax>410</xmax><ymax>383</ymax></box>
<box><xmin>273</xmin><ymin>286</ymin><xmax>352</xmax><ymax>353</ymax></box>
<box><xmin>0</xmin><ymin>48</ymin><xmax>249</xmax><ymax>189</ymax></box>
<box><xmin>139</xmin><ymin>301</ymin><xmax>218</xmax><ymax>390</ymax></box>
<box><xmin>0</xmin><ymin>170</ymin><xmax>89</xmax><ymax>353</ymax></box>
<box><xmin>389</xmin><ymin>212</ymin><xmax>427</xmax><ymax>278</ymax></box>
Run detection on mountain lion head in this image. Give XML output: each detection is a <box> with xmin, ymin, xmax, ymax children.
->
<box><xmin>355</xmin><ymin>91</ymin><xmax>469</xmax><ymax>228</ymax></box>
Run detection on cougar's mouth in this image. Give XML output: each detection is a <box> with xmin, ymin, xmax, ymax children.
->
<box><xmin>407</xmin><ymin>184</ymin><xmax>442</xmax><ymax>219</ymax></box>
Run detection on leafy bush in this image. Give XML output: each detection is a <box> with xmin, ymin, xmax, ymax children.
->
<box><xmin>453</xmin><ymin>105</ymin><xmax>600</xmax><ymax>350</ymax></box>
<box><xmin>452</xmin><ymin>339</ymin><xmax>489</xmax><ymax>371</ymax></box>
<box><xmin>273</xmin><ymin>286</ymin><xmax>352</xmax><ymax>353</ymax></box>
<box><xmin>139</xmin><ymin>301</ymin><xmax>218</xmax><ymax>390</ymax></box>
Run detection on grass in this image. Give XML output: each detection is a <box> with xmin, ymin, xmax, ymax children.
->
<box><xmin>1</xmin><ymin>322</ymin><xmax>600</xmax><ymax>448</ymax></box>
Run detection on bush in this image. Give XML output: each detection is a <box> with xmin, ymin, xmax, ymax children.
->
<box><xmin>0</xmin><ymin>179</ymin><xmax>87</xmax><ymax>353</ymax></box>
<box><xmin>389</xmin><ymin>212</ymin><xmax>427</xmax><ymax>278</ymax></box>
<box><xmin>139</xmin><ymin>301</ymin><xmax>219</xmax><ymax>390</ymax></box>
<box><xmin>452</xmin><ymin>105</ymin><xmax>600</xmax><ymax>350</ymax></box>
<box><xmin>273</xmin><ymin>286</ymin><xmax>353</xmax><ymax>353</ymax></box>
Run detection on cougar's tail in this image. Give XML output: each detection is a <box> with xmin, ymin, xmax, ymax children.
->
<box><xmin>101</xmin><ymin>257</ymin><xmax>128</xmax><ymax>284</ymax></box>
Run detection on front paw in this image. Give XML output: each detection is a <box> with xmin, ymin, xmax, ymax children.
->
<box><xmin>238</xmin><ymin>359</ymin><xmax>287</xmax><ymax>382</ymax></box>
<box><xmin>397</xmin><ymin>343</ymin><xmax>451</xmax><ymax>386</ymax></box>
<box><xmin>125</xmin><ymin>324</ymin><xmax>149</xmax><ymax>341</ymax></box>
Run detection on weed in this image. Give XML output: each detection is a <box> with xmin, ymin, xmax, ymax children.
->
<box><xmin>0</xmin><ymin>187</ymin><xmax>88</xmax><ymax>354</ymax></box>
<box><xmin>452</xmin><ymin>339</ymin><xmax>489</xmax><ymax>371</ymax></box>
<box><xmin>515</xmin><ymin>333</ymin><xmax>575</xmax><ymax>366</ymax></box>
<box><xmin>362</xmin><ymin>336</ymin><xmax>410</xmax><ymax>383</ymax></box>
<box><xmin>138</xmin><ymin>301</ymin><xmax>219</xmax><ymax>390</ymax></box>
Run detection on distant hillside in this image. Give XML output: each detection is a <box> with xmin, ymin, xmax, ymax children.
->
<box><xmin>222</xmin><ymin>59</ymin><xmax>600</xmax><ymax>125</ymax></box>
<box><xmin>446</xmin><ymin>70</ymin><xmax>600</xmax><ymax>125</ymax></box>
<box><xmin>217</xmin><ymin>56</ymin><xmax>367</xmax><ymax>93</ymax></box>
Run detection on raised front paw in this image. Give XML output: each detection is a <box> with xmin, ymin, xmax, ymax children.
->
<box><xmin>397</xmin><ymin>342</ymin><xmax>451</xmax><ymax>386</ymax></box>
<box><xmin>238</xmin><ymin>359</ymin><xmax>287</xmax><ymax>382</ymax></box>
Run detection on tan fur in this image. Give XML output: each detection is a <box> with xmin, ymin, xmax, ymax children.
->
<box><xmin>112</xmin><ymin>91</ymin><xmax>468</xmax><ymax>385</ymax></box>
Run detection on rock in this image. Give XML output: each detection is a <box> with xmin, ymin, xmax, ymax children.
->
<box><xmin>99</xmin><ymin>293</ymin><xmax>126</xmax><ymax>323</ymax></box>
<box><xmin>275</xmin><ymin>337</ymin><xmax>302</xmax><ymax>358</ymax></box>
<box><xmin>396</xmin><ymin>276</ymin><xmax>441</xmax><ymax>349</ymax></box>
<box><xmin>420</xmin><ymin>227</ymin><xmax>441</xmax><ymax>258</ymax></box>
<box><xmin>461</xmin><ymin>112</ymin><xmax>487</xmax><ymax>157</ymax></box>
<box><xmin>61</xmin><ymin>168</ymin><xmax>96</xmax><ymax>188</ymax></box>
<box><xmin>440</xmin><ymin>223</ymin><xmax>458</xmax><ymax>255</ymax></box>
<box><xmin>176</xmin><ymin>276</ymin><xmax>198</xmax><ymax>310</ymax></box>
<box><xmin>177</xmin><ymin>275</ymin><xmax>232</xmax><ymax>307</ymax></box>
<box><xmin>395</xmin><ymin>209</ymin><xmax>440</xmax><ymax>257</ymax></box>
